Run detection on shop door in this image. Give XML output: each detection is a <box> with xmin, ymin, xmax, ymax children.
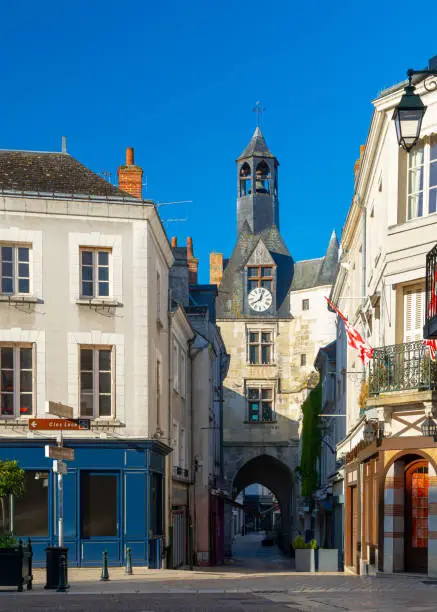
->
<box><xmin>171</xmin><ymin>507</ymin><xmax>187</xmax><ymax>569</ymax></box>
<box><xmin>80</xmin><ymin>472</ymin><xmax>120</xmax><ymax>565</ymax></box>
<box><xmin>405</xmin><ymin>461</ymin><xmax>428</xmax><ymax>573</ymax></box>
<box><xmin>349</xmin><ymin>486</ymin><xmax>358</xmax><ymax>570</ymax></box>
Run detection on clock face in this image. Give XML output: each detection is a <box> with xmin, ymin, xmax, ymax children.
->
<box><xmin>248</xmin><ymin>287</ymin><xmax>272</xmax><ymax>312</ymax></box>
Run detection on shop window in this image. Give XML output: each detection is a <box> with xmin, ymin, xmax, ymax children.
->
<box><xmin>150</xmin><ymin>473</ymin><xmax>163</xmax><ymax>536</ymax></box>
<box><xmin>14</xmin><ymin>470</ymin><xmax>48</xmax><ymax>536</ymax></box>
<box><xmin>0</xmin><ymin>344</ymin><xmax>34</xmax><ymax>417</ymax></box>
<box><xmin>79</xmin><ymin>347</ymin><xmax>113</xmax><ymax>418</ymax></box>
<box><xmin>81</xmin><ymin>472</ymin><xmax>117</xmax><ymax>538</ymax></box>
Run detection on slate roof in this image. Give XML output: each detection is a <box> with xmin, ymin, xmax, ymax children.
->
<box><xmin>216</xmin><ymin>224</ymin><xmax>294</xmax><ymax>318</ymax></box>
<box><xmin>291</xmin><ymin>230</ymin><xmax>339</xmax><ymax>291</ymax></box>
<box><xmin>237</xmin><ymin>127</ymin><xmax>276</xmax><ymax>161</ymax></box>
<box><xmin>0</xmin><ymin>150</ymin><xmax>130</xmax><ymax>198</ymax></box>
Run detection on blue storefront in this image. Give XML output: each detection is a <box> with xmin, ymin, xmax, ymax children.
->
<box><xmin>0</xmin><ymin>438</ymin><xmax>170</xmax><ymax>567</ymax></box>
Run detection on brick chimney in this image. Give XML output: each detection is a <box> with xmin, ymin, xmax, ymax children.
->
<box><xmin>210</xmin><ymin>252</ymin><xmax>224</xmax><ymax>285</ymax></box>
<box><xmin>186</xmin><ymin>237</ymin><xmax>198</xmax><ymax>284</ymax></box>
<box><xmin>354</xmin><ymin>144</ymin><xmax>365</xmax><ymax>178</ymax></box>
<box><xmin>118</xmin><ymin>147</ymin><xmax>143</xmax><ymax>198</ymax></box>
<box><xmin>171</xmin><ymin>236</ymin><xmax>177</xmax><ymax>247</ymax></box>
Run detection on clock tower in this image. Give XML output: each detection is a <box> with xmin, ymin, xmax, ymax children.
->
<box><xmin>210</xmin><ymin>126</ymin><xmax>339</xmax><ymax>560</ymax></box>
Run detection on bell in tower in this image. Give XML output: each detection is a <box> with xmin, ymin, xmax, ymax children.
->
<box><xmin>236</xmin><ymin>127</ymin><xmax>279</xmax><ymax>235</ymax></box>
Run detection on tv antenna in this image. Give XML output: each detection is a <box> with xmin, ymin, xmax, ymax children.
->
<box><xmin>162</xmin><ymin>217</ymin><xmax>187</xmax><ymax>224</ymax></box>
<box><xmin>156</xmin><ymin>200</ymin><xmax>192</xmax><ymax>208</ymax></box>
<box><xmin>99</xmin><ymin>170</ymin><xmax>113</xmax><ymax>184</ymax></box>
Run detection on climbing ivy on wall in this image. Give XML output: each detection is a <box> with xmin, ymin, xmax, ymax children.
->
<box><xmin>298</xmin><ymin>382</ymin><xmax>322</xmax><ymax>499</ymax></box>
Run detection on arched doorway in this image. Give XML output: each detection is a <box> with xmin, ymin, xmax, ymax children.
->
<box><xmin>232</xmin><ymin>454</ymin><xmax>294</xmax><ymax>555</ymax></box>
<box><xmin>384</xmin><ymin>452</ymin><xmax>437</xmax><ymax>574</ymax></box>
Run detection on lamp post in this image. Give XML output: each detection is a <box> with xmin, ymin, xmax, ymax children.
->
<box><xmin>393</xmin><ymin>59</ymin><xmax>437</xmax><ymax>153</ymax></box>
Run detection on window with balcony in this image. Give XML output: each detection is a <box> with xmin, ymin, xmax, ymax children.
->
<box><xmin>0</xmin><ymin>245</ymin><xmax>30</xmax><ymax>295</ymax></box>
<box><xmin>247</xmin><ymin>387</ymin><xmax>274</xmax><ymax>422</ymax></box>
<box><xmin>247</xmin><ymin>266</ymin><xmax>273</xmax><ymax>293</ymax></box>
<box><xmin>80</xmin><ymin>248</ymin><xmax>111</xmax><ymax>299</ymax></box>
<box><xmin>407</xmin><ymin>140</ymin><xmax>437</xmax><ymax>220</ymax></box>
<box><xmin>248</xmin><ymin>330</ymin><xmax>273</xmax><ymax>364</ymax></box>
<box><xmin>79</xmin><ymin>347</ymin><xmax>113</xmax><ymax>418</ymax></box>
<box><xmin>0</xmin><ymin>345</ymin><xmax>33</xmax><ymax>417</ymax></box>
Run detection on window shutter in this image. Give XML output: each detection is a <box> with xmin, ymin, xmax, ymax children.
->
<box><xmin>404</xmin><ymin>287</ymin><xmax>425</xmax><ymax>342</ymax></box>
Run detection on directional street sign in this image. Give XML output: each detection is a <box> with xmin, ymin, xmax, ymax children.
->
<box><xmin>53</xmin><ymin>460</ymin><xmax>67</xmax><ymax>475</ymax></box>
<box><xmin>45</xmin><ymin>445</ymin><xmax>75</xmax><ymax>461</ymax></box>
<box><xmin>28</xmin><ymin>418</ymin><xmax>90</xmax><ymax>431</ymax></box>
<box><xmin>46</xmin><ymin>401</ymin><xmax>74</xmax><ymax>419</ymax></box>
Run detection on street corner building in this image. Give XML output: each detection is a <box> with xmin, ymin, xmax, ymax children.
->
<box><xmin>0</xmin><ymin>146</ymin><xmax>174</xmax><ymax>567</ymax></box>
<box><xmin>209</xmin><ymin>126</ymin><xmax>339</xmax><ymax>556</ymax></box>
<box><xmin>328</xmin><ymin>56</ymin><xmax>437</xmax><ymax>577</ymax></box>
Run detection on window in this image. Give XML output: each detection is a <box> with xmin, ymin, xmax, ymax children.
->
<box><xmin>406</xmin><ymin>140</ymin><xmax>437</xmax><ymax>220</ymax></box>
<box><xmin>300</xmin><ymin>354</ymin><xmax>307</xmax><ymax>366</ymax></box>
<box><xmin>172</xmin><ymin>421</ymin><xmax>179</xmax><ymax>466</ymax></box>
<box><xmin>302</xmin><ymin>299</ymin><xmax>309</xmax><ymax>311</ymax></box>
<box><xmin>255</xmin><ymin>161</ymin><xmax>271</xmax><ymax>194</ymax></box>
<box><xmin>172</xmin><ymin>338</ymin><xmax>186</xmax><ymax>397</ymax></box>
<box><xmin>247</xmin><ymin>266</ymin><xmax>273</xmax><ymax>293</ymax></box>
<box><xmin>156</xmin><ymin>359</ymin><xmax>161</xmax><ymax>427</ymax></box>
<box><xmin>0</xmin><ymin>245</ymin><xmax>30</xmax><ymax>295</ymax></box>
<box><xmin>404</xmin><ymin>286</ymin><xmax>425</xmax><ymax>342</ymax></box>
<box><xmin>79</xmin><ymin>347</ymin><xmax>113</xmax><ymax>417</ymax></box>
<box><xmin>247</xmin><ymin>387</ymin><xmax>274</xmax><ymax>422</ymax></box>
<box><xmin>179</xmin><ymin>427</ymin><xmax>186</xmax><ymax>469</ymax></box>
<box><xmin>240</xmin><ymin>162</ymin><xmax>252</xmax><ymax>196</ymax></box>
<box><xmin>248</xmin><ymin>330</ymin><xmax>273</xmax><ymax>364</ymax></box>
<box><xmin>156</xmin><ymin>271</ymin><xmax>161</xmax><ymax>321</ymax></box>
<box><xmin>81</xmin><ymin>473</ymin><xmax>117</xmax><ymax>538</ymax></box>
<box><xmin>14</xmin><ymin>471</ymin><xmax>48</xmax><ymax>536</ymax></box>
<box><xmin>80</xmin><ymin>248</ymin><xmax>111</xmax><ymax>298</ymax></box>
<box><xmin>0</xmin><ymin>345</ymin><xmax>33</xmax><ymax>417</ymax></box>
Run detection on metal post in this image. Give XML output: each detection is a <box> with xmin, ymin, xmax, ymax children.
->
<box><xmin>56</xmin><ymin>552</ymin><xmax>69</xmax><ymax>592</ymax></box>
<box><xmin>125</xmin><ymin>546</ymin><xmax>132</xmax><ymax>575</ymax></box>
<box><xmin>58</xmin><ymin>470</ymin><xmax>63</xmax><ymax>548</ymax></box>
<box><xmin>100</xmin><ymin>550</ymin><xmax>109</xmax><ymax>581</ymax></box>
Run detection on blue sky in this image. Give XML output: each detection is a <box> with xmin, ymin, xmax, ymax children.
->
<box><xmin>1</xmin><ymin>1</ymin><xmax>436</xmax><ymax>281</ymax></box>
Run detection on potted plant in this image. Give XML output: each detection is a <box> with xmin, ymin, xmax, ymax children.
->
<box><xmin>317</xmin><ymin>546</ymin><xmax>339</xmax><ymax>572</ymax></box>
<box><xmin>0</xmin><ymin>460</ymin><xmax>32</xmax><ymax>591</ymax></box>
<box><xmin>293</xmin><ymin>535</ymin><xmax>317</xmax><ymax>572</ymax></box>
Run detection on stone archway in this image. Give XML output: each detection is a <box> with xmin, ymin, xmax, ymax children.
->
<box><xmin>231</xmin><ymin>454</ymin><xmax>295</xmax><ymax>555</ymax></box>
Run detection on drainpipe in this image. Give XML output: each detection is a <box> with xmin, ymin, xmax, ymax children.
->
<box><xmin>166</xmin><ymin>310</ymin><xmax>173</xmax><ymax>569</ymax></box>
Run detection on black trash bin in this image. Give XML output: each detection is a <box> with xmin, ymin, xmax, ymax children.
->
<box><xmin>45</xmin><ymin>547</ymin><xmax>69</xmax><ymax>590</ymax></box>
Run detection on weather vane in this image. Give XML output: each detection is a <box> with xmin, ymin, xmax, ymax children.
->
<box><xmin>253</xmin><ymin>101</ymin><xmax>266</xmax><ymax>126</ymax></box>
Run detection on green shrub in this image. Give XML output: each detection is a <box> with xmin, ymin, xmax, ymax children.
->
<box><xmin>292</xmin><ymin>535</ymin><xmax>318</xmax><ymax>550</ymax></box>
<box><xmin>0</xmin><ymin>533</ymin><xmax>18</xmax><ymax>548</ymax></box>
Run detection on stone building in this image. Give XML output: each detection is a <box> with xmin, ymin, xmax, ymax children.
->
<box><xmin>209</xmin><ymin>127</ymin><xmax>338</xmax><ymax>555</ymax></box>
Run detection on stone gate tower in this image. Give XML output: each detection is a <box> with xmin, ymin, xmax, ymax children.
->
<box><xmin>210</xmin><ymin>127</ymin><xmax>339</xmax><ymax>557</ymax></box>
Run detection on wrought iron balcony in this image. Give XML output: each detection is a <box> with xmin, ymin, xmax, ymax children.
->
<box><xmin>368</xmin><ymin>340</ymin><xmax>437</xmax><ymax>396</ymax></box>
<box><xmin>425</xmin><ymin>242</ymin><xmax>437</xmax><ymax>339</ymax></box>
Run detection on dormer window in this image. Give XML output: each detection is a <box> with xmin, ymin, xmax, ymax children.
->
<box><xmin>239</xmin><ymin>163</ymin><xmax>252</xmax><ymax>196</ymax></box>
<box><xmin>255</xmin><ymin>161</ymin><xmax>271</xmax><ymax>194</ymax></box>
<box><xmin>247</xmin><ymin>266</ymin><xmax>273</xmax><ymax>293</ymax></box>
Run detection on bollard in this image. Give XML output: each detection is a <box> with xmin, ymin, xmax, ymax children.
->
<box><xmin>99</xmin><ymin>550</ymin><xmax>109</xmax><ymax>581</ymax></box>
<box><xmin>56</xmin><ymin>553</ymin><xmax>69</xmax><ymax>592</ymax></box>
<box><xmin>125</xmin><ymin>546</ymin><xmax>133</xmax><ymax>575</ymax></box>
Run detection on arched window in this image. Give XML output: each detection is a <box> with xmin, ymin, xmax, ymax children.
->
<box><xmin>239</xmin><ymin>163</ymin><xmax>252</xmax><ymax>196</ymax></box>
<box><xmin>255</xmin><ymin>161</ymin><xmax>271</xmax><ymax>194</ymax></box>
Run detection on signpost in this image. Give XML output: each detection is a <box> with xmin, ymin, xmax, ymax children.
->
<box><xmin>45</xmin><ymin>445</ymin><xmax>75</xmax><ymax>462</ymax></box>
<box><xmin>46</xmin><ymin>401</ymin><xmax>74</xmax><ymax>420</ymax></box>
<box><xmin>28</xmin><ymin>418</ymin><xmax>90</xmax><ymax>431</ymax></box>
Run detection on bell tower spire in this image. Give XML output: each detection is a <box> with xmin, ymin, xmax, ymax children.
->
<box><xmin>236</xmin><ymin>126</ymin><xmax>279</xmax><ymax>235</ymax></box>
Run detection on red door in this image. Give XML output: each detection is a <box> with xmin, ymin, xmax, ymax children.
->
<box><xmin>405</xmin><ymin>460</ymin><xmax>428</xmax><ymax>573</ymax></box>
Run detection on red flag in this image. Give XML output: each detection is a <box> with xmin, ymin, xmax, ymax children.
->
<box><xmin>428</xmin><ymin>270</ymin><xmax>437</xmax><ymax>317</ymax></box>
<box><xmin>424</xmin><ymin>339</ymin><xmax>437</xmax><ymax>361</ymax></box>
<box><xmin>325</xmin><ymin>297</ymin><xmax>374</xmax><ymax>366</ymax></box>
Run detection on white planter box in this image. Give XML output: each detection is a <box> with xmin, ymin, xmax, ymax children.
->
<box><xmin>318</xmin><ymin>549</ymin><xmax>339</xmax><ymax>572</ymax></box>
<box><xmin>295</xmin><ymin>549</ymin><xmax>315</xmax><ymax>572</ymax></box>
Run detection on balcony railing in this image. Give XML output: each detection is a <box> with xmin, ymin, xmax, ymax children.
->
<box><xmin>425</xmin><ymin>242</ymin><xmax>437</xmax><ymax>339</ymax></box>
<box><xmin>368</xmin><ymin>340</ymin><xmax>437</xmax><ymax>395</ymax></box>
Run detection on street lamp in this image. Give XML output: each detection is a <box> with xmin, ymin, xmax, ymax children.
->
<box><xmin>421</xmin><ymin>416</ymin><xmax>437</xmax><ymax>441</ymax></box>
<box><xmin>393</xmin><ymin>60</ymin><xmax>437</xmax><ymax>153</ymax></box>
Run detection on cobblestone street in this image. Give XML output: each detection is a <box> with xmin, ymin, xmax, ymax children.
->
<box><xmin>0</xmin><ymin>536</ymin><xmax>435</xmax><ymax>612</ymax></box>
